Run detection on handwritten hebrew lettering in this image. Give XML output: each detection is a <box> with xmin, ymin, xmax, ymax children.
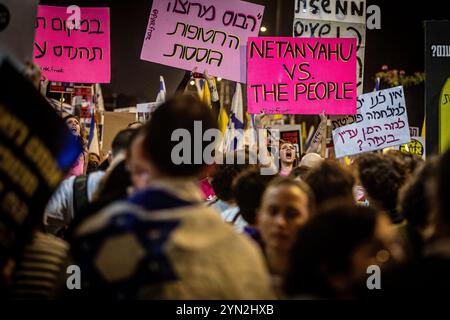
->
<box><xmin>166</xmin><ymin>23</ymin><xmax>241</xmax><ymax>50</ymax></box>
<box><xmin>163</xmin><ymin>43</ymin><xmax>223</xmax><ymax>66</ymax></box>
<box><xmin>36</xmin><ymin>17</ymin><xmax>46</xmax><ymax>29</ymax></box>
<box><xmin>34</xmin><ymin>41</ymin><xmax>47</xmax><ymax>59</ymax></box>
<box><xmin>332</xmin><ymin>86</ymin><xmax>411</xmax><ymax>158</ymax></box>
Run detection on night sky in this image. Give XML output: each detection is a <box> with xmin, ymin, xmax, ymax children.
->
<box><xmin>40</xmin><ymin>0</ymin><xmax>450</xmax><ymax>126</ymax></box>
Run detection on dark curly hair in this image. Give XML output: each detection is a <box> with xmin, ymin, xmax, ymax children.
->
<box><xmin>232</xmin><ymin>168</ymin><xmax>276</xmax><ymax>224</ymax></box>
<box><xmin>210</xmin><ymin>162</ymin><xmax>252</xmax><ymax>202</ymax></box>
<box><xmin>355</xmin><ymin>153</ymin><xmax>404</xmax><ymax>223</ymax></box>
<box><xmin>303</xmin><ymin>160</ymin><xmax>355</xmax><ymax>210</ymax></box>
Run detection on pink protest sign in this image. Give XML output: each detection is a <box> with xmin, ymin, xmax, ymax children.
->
<box><xmin>34</xmin><ymin>6</ymin><xmax>110</xmax><ymax>83</ymax></box>
<box><xmin>247</xmin><ymin>37</ymin><xmax>357</xmax><ymax>115</ymax></box>
<box><xmin>140</xmin><ymin>0</ymin><xmax>264</xmax><ymax>83</ymax></box>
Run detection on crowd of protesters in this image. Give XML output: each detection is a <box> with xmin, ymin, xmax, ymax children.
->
<box><xmin>1</xmin><ymin>69</ymin><xmax>450</xmax><ymax>300</ymax></box>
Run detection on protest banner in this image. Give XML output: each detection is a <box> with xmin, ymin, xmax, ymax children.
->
<box><xmin>440</xmin><ymin>78</ymin><xmax>450</xmax><ymax>152</ymax></box>
<box><xmin>397</xmin><ymin>137</ymin><xmax>426</xmax><ymax>159</ymax></box>
<box><xmin>101</xmin><ymin>111</ymin><xmax>136</xmax><ymax>155</ymax></box>
<box><xmin>140</xmin><ymin>0</ymin><xmax>264</xmax><ymax>83</ymax></box>
<box><xmin>425</xmin><ymin>21</ymin><xmax>450</xmax><ymax>154</ymax></box>
<box><xmin>247</xmin><ymin>37</ymin><xmax>357</xmax><ymax>115</ymax></box>
<box><xmin>293</xmin><ymin>0</ymin><xmax>366</xmax><ymax>95</ymax></box>
<box><xmin>332</xmin><ymin>86</ymin><xmax>411</xmax><ymax>158</ymax></box>
<box><xmin>34</xmin><ymin>5</ymin><xmax>110</xmax><ymax>83</ymax></box>
<box><xmin>0</xmin><ymin>0</ymin><xmax>38</xmax><ymax>63</ymax></box>
<box><xmin>0</xmin><ymin>57</ymin><xmax>82</xmax><ymax>263</ymax></box>
<box><xmin>137</xmin><ymin>102</ymin><xmax>159</xmax><ymax>123</ymax></box>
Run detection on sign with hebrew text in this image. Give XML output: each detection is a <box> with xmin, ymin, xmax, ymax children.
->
<box><xmin>140</xmin><ymin>0</ymin><xmax>264</xmax><ymax>83</ymax></box>
<box><xmin>332</xmin><ymin>86</ymin><xmax>411</xmax><ymax>158</ymax></box>
<box><xmin>34</xmin><ymin>6</ymin><xmax>110</xmax><ymax>83</ymax></box>
<box><xmin>247</xmin><ymin>37</ymin><xmax>357</xmax><ymax>115</ymax></box>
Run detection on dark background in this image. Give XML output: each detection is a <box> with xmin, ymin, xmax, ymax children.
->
<box><xmin>40</xmin><ymin>0</ymin><xmax>450</xmax><ymax>127</ymax></box>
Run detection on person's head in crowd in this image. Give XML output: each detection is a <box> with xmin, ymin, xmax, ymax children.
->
<box><xmin>285</xmin><ymin>205</ymin><xmax>404</xmax><ymax>299</ymax></box>
<box><xmin>303</xmin><ymin>161</ymin><xmax>355</xmax><ymax>211</ymax></box>
<box><xmin>127</xmin><ymin>121</ymin><xmax>143</xmax><ymax>129</ymax></box>
<box><xmin>289</xmin><ymin>165</ymin><xmax>311</xmax><ymax>181</ymax></box>
<box><xmin>398</xmin><ymin>157</ymin><xmax>438</xmax><ymax>237</ymax></box>
<box><xmin>435</xmin><ymin>149</ymin><xmax>450</xmax><ymax>237</ymax></box>
<box><xmin>384</xmin><ymin>149</ymin><xmax>422</xmax><ymax>182</ymax></box>
<box><xmin>98</xmin><ymin>128</ymin><xmax>140</xmax><ymax>195</ymax></box>
<box><xmin>210</xmin><ymin>151</ymin><xmax>254</xmax><ymax>204</ymax></box>
<box><xmin>141</xmin><ymin>94</ymin><xmax>217</xmax><ymax>178</ymax></box>
<box><xmin>232</xmin><ymin>167</ymin><xmax>275</xmax><ymax>226</ymax></box>
<box><xmin>111</xmin><ymin>128</ymin><xmax>139</xmax><ymax>161</ymax></box>
<box><xmin>258</xmin><ymin>177</ymin><xmax>315</xmax><ymax>275</ymax></box>
<box><xmin>87</xmin><ymin>153</ymin><xmax>101</xmax><ymax>173</ymax></box>
<box><xmin>279</xmin><ymin>141</ymin><xmax>298</xmax><ymax>176</ymax></box>
<box><xmin>63</xmin><ymin>114</ymin><xmax>82</xmax><ymax>138</ymax></box>
<box><xmin>355</xmin><ymin>153</ymin><xmax>405</xmax><ymax>224</ymax></box>
<box><xmin>298</xmin><ymin>152</ymin><xmax>324</xmax><ymax>169</ymax></box>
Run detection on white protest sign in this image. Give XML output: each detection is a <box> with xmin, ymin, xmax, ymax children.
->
<box><xmin>332</xmin><ymin>86</ymin><xmax>411</xmax><ymax>158</ymax></box>
<box><xmin>137</xmin><ymin>102</ymin><xmax>160</xmax><ymax>123</ymax></box>
<box><xmin>294</xmin><ymin>0</ymin><xmax>366</xmax><ymax>24</ymax></box>
<box><xmin>0</xmin><ymin>0</ymin><xmax>38</xmax><ymax>62</ymax></box>
<box><xmin>409</xmin><ymin>127</ymin><xmax>420</xmax><ymax>137</ymax></box>
<box><xmin>293</xmin><ymin>0</ymin><xmax>366</xmax><ymax>95</ymax></box>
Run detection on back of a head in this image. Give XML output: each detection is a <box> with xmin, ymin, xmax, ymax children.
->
<box><xmin>303</xmin><ymin>161</ymin><xmax>355</xmax><ymax>209</ymax></box>
<box><xmin>111</xmin><ymin>128</ymin><xmax>139</xmax><ymax>158</ymax></box>
<box><xmin>437</xmin><ymin>149</ymin><xmax>450</xmax><ymax>229</ymax></box>
<box><xmin>299</xmin><ymin>152</ymin><xmax>324</xmax><ymax>169</ymax></box>
<box><xmin>285</xmin><ymin>205</ymin><xmax>379</xmax><ymax>298</ymax></box>
<box><xmin>356</xmin><ymin>153</ymin><xmax>404</xmax><ymax>221</ymax></box>
<box><xmin>232</xmin><ymin>168</ymin><xmax>275</xmax><ymax>225</ymax></box>
<box><xmin>211</xmin><ymin>162</ymin><xmax>251</xmax><ymax>202</ymax></box>
<box><xmin>383</xmin><ymin>149</ymin><xmax>415</xmax><ymax>182</ymax></box>
<box><xmin>142</xmin><ymin>95</ymin><xmax>217</xmax><ymax>177</ymax></box>
<box><xmin>398</xmin><ymin>158</ymin><xmax>438</xmax><ymax>229</ymax></box>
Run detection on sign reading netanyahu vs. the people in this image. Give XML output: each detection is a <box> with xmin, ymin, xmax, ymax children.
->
<box><xmin>140</xmin><ymin>0</ymin><xmax>264</xmax><ymax>83</ymax></box>
<box><xmin>34</xmin><ymin>6</ymin><xmax>110</xmax><ymax>83</ymax></box>
<box><xmin>247</xmin><ymin>37</ymin><xmax>357</xmax><ymax>115</ymax></box>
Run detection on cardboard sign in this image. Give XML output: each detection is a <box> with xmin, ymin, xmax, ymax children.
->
<box><xmin>409</xmin><ymin>126</ymin><xmax>420</xmax><ymax>138</ymax></box>
<box><xmin>247</xmin><ymin>37</ymin><xmax>357</xmax><ymax>115</ymax></box>
<box><xmin>398</xmin><ymin>137</ymin><xmax>426</xmax><ymax>159</ymax></box>
<box><xmin>293</xmin><ymin>0</ymin><xmax>366</xmax><ymax>95</ymax></box>
<box><xmin>0</xmin><ymin>0</ymin><xmax>38</xmax><ymax>63</ymax></box>
<box><xmin>294</xmin><ymin>0</ymin><xmax>366</xmax><ymax>24</ymax></box>
<box><xmin>140</xmin><ymin>0</ymin><xmax>264</xmax><ymax>83</ymax></box>
<box><xmin>267</xmin><ymin>124</ymin><xmax>303</xmax><ymax>156</ymax></box>
<box><xmin>440</xmin><ymin>78</ymin><xmax>450</xmax><ymax>152</ymax></box>
<box><xmin>0</xmin><ymin>57</ymin><xmax>82</xmax><ymax>262</ymax></box>
<box><xmin>332</xmin><ymin>86</ymin><xmax>411</xmax><ymax>158</ymax></box>
<box><xmin>137</xmin><ymin>102</ymin><xmax>159</xmax><ymax>123</ymax></box>
<box><xmin>34</xmin><ymin>5</ymin><xmax>110</xmax><ymax>83</ymax></box>
<box><xmin>425</xmin><ymin>21</ymin><xmax>450</xmax><ymax>155</ymax></box>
